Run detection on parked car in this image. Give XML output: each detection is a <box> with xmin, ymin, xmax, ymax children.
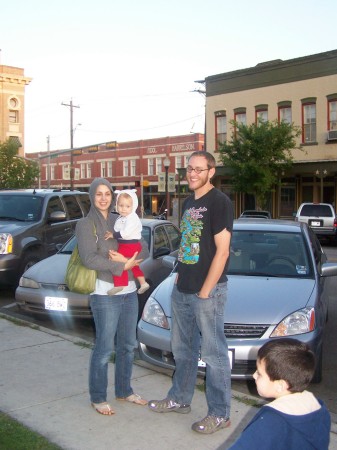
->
<box><xmin>239</xmin><ymin>210</ymin><xmax>272</xmax><ymax>219</ymax></box>
<box><xmin>137</xmin><ymin>219</ymin><xmax>337</xmax><ymax>383</ymax></box>
<box><xmin>15</xmin><ymin>219</ymin><xmax>181</xmax><ymax>318</ymax></box>
<box><xmin>295</xmin><ymin>202</ymin><xmax>337</xmax><ymax>244</ymax></box>
<box><xmin>0</xmin><ymin>189</ymin><xmax>90</xmax><ymax>286</ymax></box>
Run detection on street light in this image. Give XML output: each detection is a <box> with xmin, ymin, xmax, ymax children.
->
<box><xmin>163</xmin><ymin>155</ymin><xmax>170</xmax><ymax>217</ymax></box>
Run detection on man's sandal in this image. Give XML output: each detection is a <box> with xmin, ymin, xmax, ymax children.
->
<box><xmin>91</xmin><ymin>402</ymin><xmax>115</xmax><ymax>415</ymax></box>
<box><xmin>116</xmin><ymin>393</ymin><xmax>148</xmax><ymax>406</ymax></box>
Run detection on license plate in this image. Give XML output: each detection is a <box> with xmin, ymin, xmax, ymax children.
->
<box><xmin>310</xmin><ymin>220</ymin><xmax>321</xmax><ymax>227</ymax></box>
<box><xmin>45</xmin><ymin>297</ymin><xmax>68</xmax><ymax>311</ymax></box>
<box><xmin>198</xmin><ymin>350</ymin><xmax>233</xmax><ymax>369</ymax></box>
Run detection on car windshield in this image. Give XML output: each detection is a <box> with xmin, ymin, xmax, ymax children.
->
<box><xmin>228</xmin><ymin>230</ymin><xmax>312</xmax><ymax>278</ymax></box>
<box><xmin>0</xmin><ymin>195</ymin><xmax>43</xmax><ymax>221</ymax></box>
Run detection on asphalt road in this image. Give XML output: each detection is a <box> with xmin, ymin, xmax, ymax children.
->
<box><xmin>1</xmin><ymin>244</ymin><xmax>337</xmax><ymax>414</ymax></box>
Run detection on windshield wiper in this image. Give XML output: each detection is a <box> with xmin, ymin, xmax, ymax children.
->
<box><xmin>0</xmin><ymin>216</ymin><xmax>26</xmax><ymax>221</ymax></box>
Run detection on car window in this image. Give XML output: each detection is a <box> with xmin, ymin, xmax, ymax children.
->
<box><xmin>141</xmin><ymin>226</ymin><xmax>151</xmax><ymax>250</ymax></box>
<box><xmin>77</xmin><ymin>195</ymin><xmax>90</xmax><ymax>215</ymax></box>
<box><xmin>300</xmin><ymin>204</ymin><xmax>333</xmax><ymax>217</ymax></box>
<box><xmin>229</xmin><ymin>231</ymin><xmax>312</xmax><ymax>277</ymax></box>
<box><xmin>165</xmin><ymin>224</ymin><xmax>181</xmax><ymax>250</ymax></box>
<box><xmin>153</xmin><ymin>226</ymin><xmax>170</xmax><ymax>253</ymax></box>
<box><xmin>62</xmin><ymin>195</ymin><xmax>83</xmax><ymax>219</ymax></box>
<box><xmin>46</xmin><ymin>196</ymin><xmax>66</xmax><ymax>216</ymax></box>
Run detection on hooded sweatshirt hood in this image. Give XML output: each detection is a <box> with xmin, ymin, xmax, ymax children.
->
<box><xmin>114</xmin><ymin>189</ymin><xmax>139</xmax><ymax>213</ymax></box>
<box><xmin>87</xmin><ymin>177</ymin><xmax>114</xmax><ymax>229</ymax></box>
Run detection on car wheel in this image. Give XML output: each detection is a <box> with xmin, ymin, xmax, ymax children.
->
<box><xmin>311</xmin><ymin>347</ymin><xmax>323</xmax><ymax>384</ymax></box>
<box><xmin>20</xmin><ymin>252</ymin><xmax>42</xmax><ymax>278</ymax></box>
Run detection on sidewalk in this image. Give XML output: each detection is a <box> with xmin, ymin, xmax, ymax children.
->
<box><xmin>1</xmin><ymin>314</ymin><xmax>337</xmax><ymax>450</ymax></box>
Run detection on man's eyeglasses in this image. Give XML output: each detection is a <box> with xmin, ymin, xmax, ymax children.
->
<box><xmin>186</xmin><ymin>166</ymin><xmax>210</xmax><ymax>174</ymax></box>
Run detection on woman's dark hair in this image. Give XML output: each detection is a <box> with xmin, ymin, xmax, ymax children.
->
<box><xmin>257</xmin><ymin>338</ymin><xmax>315</xmax><ymax>392</ymax></box>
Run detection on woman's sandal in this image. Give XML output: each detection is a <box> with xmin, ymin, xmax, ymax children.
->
<box><xmin>116</xmin><ymin>393</ymin><xmax>148</xmax><ymax>406</ymax></box>
<box><xmin>91</xmin><ymin>402</ymin><xmax>115</xmax><ymax>415</ymax></box>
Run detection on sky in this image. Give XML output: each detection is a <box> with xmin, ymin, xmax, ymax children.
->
<box><xmin>2</xmin><ymin>0</ymin><xmax>337</xmax><ymax>154</ymax></box>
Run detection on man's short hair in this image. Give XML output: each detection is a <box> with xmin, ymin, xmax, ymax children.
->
<box><xmin>188</xmin><ymin>151</ymin><xmax>216</xmax><ymax>169</ymax></box>
<box><xmin>257</xmin><ymin>338</ymin><xmax>316</xmax><ymax>392</ymax></box>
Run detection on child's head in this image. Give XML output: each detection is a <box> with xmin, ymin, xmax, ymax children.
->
<box><xmin>116</xmin><ymin>193</ymin><xmax>133</xmax><ymax>216</ymax></box>
<box><xmin>254</xmin><ymin>338</ymin><xmax>315</xmax><ymax>398</ymax></box>
<box><xmin>114</xmin><ymin>189</ymin><xmax>139</xmax><ymax>216</ymax></box>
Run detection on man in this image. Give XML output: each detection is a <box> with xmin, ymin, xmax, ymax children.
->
<box><xmin>148</xmin><ymin>151</ymin><xmax>234</xmax><ymax>434</ymax></box>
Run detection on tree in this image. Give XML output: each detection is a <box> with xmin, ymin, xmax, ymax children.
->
<box><xmin>218</xmin><ymin>120</ymin><xmax>303</xmax><ymax>210</ymax></box>
<box><xmin>0</xmin><ymin>140</ymin><xmax>40</xmax><ymax>189</ymax></box>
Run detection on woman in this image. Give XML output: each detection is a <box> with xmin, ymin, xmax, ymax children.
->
<box><xmin>76</xmin><ymin>177</ymin><xmax>149</xmax><ymax>415</ymax></box>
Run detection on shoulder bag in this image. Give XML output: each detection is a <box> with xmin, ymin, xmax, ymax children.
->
<box><xmin>65</xmin><ymin>224</ymin><xmax>97</xmax><ymax>294</ymax></box>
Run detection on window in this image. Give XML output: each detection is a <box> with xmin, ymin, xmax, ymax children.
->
<box><xmin>9</xmin><ymin>110</ymin><xmax>18</xmax><ymax>123</ymax></box>
<box><xmin>63</xmin><ymin>165</ymin><xmax>70</xmax><ymax>180</ymax></box>
<box><xmin>47</xmin><ymin>197</ymin><xmax>65</xmax><ymax>216</ymax></box>
<box><xmin>156</xmin><ymin>158</ymin><xmax>162</xmax><ymax>175</ymax></box>
<box><xmin>80</xmin><ymin>163</ymin><xmax>85</xmax><ymax>179</ymax></box>
<box><xmin>175</xmin><ymin>155</ymin><xmax>182</xmax><ymax>169</ymax></box>
<box><xmin>255</xmin><ymin>105</ymin><xmax>268</xmax><ymax>125</ymax></box>
<box><xmin>130</xmin><ymin>159</ymin><xmax>136</xmax><ymax>176</ymax></box>
<box><xmin>50</xmin><ymin>165</ymin><xmax>55</xmax><ymax>180</ymax></box>
<box><xmin>107</xmin><ymin>161</ymin><xmax>113</xmax><ymax>177</ymax></box>
<box><xmin>302</xmin><ymin>99</ymin><xmax>316</xmax><ymax>143</ymax></box>
<box><xmin>87</xmin><ymin>163</ymin><xmax>92</xmax><ymax>178</ymax></box>
<box><xmin>123</xmin><ymin>160</ymin><xmax>129</xmax><ymax>177</ymax></box>
<box><xmin>278</xmin><ymin>104</ymin><xmax>292</xmax><ymax>124</ymax></box>
<box><xmin>328</xmin><ymin>99</ymin><xmax>337</xmax><ymax>131</ymax></box>
<box><xmin>215</xmin><ymin>111</ymin><xmax>227</xmax><ymax>148</ymax></box>
<box><xmin>148</xmin><ymin>158</ymin><xmax>154</xmax><ymax>175</ymax></box>
<box><xmin>101</xmin><ymin>162</ymin><xmax>106</xmax><ymax>177</ymax></box>
<box><xmin>63</xmin><ymin>195</ymin><xmax>83</xmax><ymax>220</ymax></box>
<box><xmin>234</xmin><ymin>111</ymin><xmax>246</xmax><ymax>126</ymax></box>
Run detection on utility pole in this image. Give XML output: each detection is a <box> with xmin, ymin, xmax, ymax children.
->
<box><xmin>47</xmin><ymin>135</ymin><xmax>50</xmax><ymax>188</ymax></box>
<box><xmin>61</xmin><ymin>99</ymin><xmax>80</xmax><ymax>189</ymax></box>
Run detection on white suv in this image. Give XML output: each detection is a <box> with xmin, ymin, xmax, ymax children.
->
<box><xmin>295</xmin><ymin>203</ymin><xmax>337</xmax><ymax>243</ymax></box>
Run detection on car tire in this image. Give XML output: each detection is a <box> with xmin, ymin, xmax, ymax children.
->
<box><xmin>19</xmin><ymin>251</ymin><xmax>42</xmax><ymax>280</ymax></box>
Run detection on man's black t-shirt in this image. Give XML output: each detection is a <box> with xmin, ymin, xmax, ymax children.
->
<box><xmin>176</xmin><ymin>187</ymin><xmax>234</xmax><ymax>294</ymax></box>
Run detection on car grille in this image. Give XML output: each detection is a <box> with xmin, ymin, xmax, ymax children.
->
<box><xmin>40</xmin><ymin>283</ymin><xmax>70</xmax><ymax>291</ymax></box>
<box><xmin>224</xmin><ymin>323</ymin><xmax>268</xmax><ymax>338</ymax></box>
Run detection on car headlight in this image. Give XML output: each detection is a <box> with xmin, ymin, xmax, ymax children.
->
<box><xmin>270</xmin><ymin>307</ymin><xmax>315</xmax><ymax>337</ymax></box>
<box><xmin>19</xmin><ymin>276</ymin><xmax>40</xmax><ymax>289</ymax></box>
<box><xmin>0</xmin><ymin>233</ymin><xmax>13</xmax><ymax>254</ymax></box>
<box><xmin>142</xmin><ymin>297</ymin><xmax>170</xmax><ymax>330</ymax></box>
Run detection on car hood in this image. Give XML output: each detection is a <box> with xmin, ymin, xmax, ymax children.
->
<box><xmin>153</xmin><ymin>274</ymin><xmax>316</xmax><ymax>324</ymax></box>
<box><xmin>22</xmin><ymin>253</ymin><xmax>70</xmax><ymax>284</ymax></box>
<box><xmin>0</xmin><ymin>221</ymin><xmax>34</xmax><ymax>234</ymax></box>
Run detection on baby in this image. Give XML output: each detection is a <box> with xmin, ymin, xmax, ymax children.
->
<box><xmin>105</xmin><ymin>189</ymin><xmax>149</xmax><ymax>296</ymax></box>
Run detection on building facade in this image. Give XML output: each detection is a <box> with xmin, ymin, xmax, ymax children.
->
<box><xmin>0</xmin><ymin>65</ymin><xmax>32</xmax><ymax>156</ymax></box>
<box><xmin>26</xmin><ymin>133</ymin><xmax>204</xmax><ymax>217</ymax></box>
<box><xmin>204</xmin><ymin>49</ymin><xmax>337</xmax><ymax>218</ymax></box>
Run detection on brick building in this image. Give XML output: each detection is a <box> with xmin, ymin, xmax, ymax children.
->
<box><xmin>26</xmin><ymin>133</ymin><xmax>204</xmax><ymax>217</ymax></box>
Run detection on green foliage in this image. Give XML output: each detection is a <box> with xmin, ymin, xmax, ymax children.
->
<box><xmin>218</xmin><ymin>120</ymin><xmax>302</xmax><ymax>209</ymax></box>
<box><xmin>0</xmin><ymin>140</ymin><xmax>40</xmax><ymax>189</ymax></box>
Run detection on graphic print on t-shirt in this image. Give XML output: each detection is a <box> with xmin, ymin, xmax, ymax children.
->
<box><xmin>178</xmin><ymin>206</ymin><xmax>206</xmax><ymax>264</ymax></box>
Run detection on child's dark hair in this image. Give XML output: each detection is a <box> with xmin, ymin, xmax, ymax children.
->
<box><xmin>257</xmin><ymin>338</ymin><xmax>315</xmax><ymax>392</ymax></box>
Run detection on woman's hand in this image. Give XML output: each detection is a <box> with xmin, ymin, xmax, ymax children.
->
<box><xmin>109</xmin><ymin>250</ymin><xmax>143</xmax><ymax>269</ymax></box>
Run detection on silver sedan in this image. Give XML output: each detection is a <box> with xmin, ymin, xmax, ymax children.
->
<box><xmin>15</xmin><ymin>219</ymin><xmax>181</xmax><ymax>319</ymax></box>
<box><xmin>137</xmin><ymin>219</ymin><xmax>337</xmax><ymax>383</ymax></box>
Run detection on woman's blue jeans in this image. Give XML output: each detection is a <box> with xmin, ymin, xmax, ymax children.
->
<box><xmin>89</xmin><ymin>292</ymin><xmax>138</xmax><ymax>403</ymax></box>
<box><xmin>168</xmin><ymin>283</ymin><xmax>231</xmax><ymax>418</ymax></box>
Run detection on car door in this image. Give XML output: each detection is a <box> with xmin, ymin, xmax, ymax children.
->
<box><xmin>44</xmin><ymin>196</ymin><xmax>73</xmax><ymax>255</ymax></box>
